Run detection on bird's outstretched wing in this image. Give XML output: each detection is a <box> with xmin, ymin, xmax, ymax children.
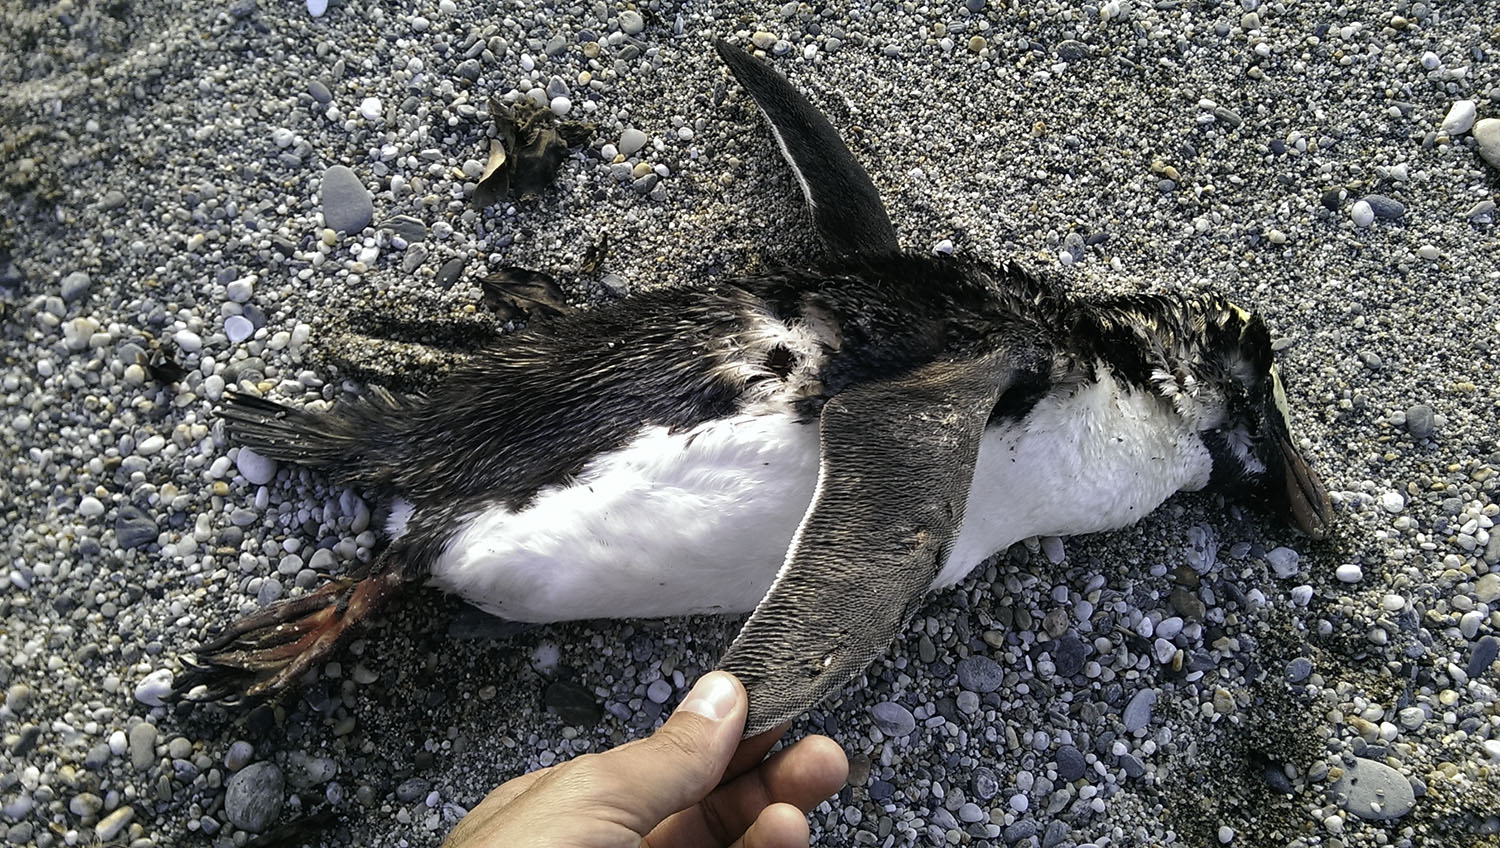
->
<box><xmin>719</xmin><ymin>350</ymin><xmax>1026</xmax><ymax>735</ymax></box>
<box><xmin>715</xmin><ymin>38</ymin><xmax>900</xmax><ymax>257</ymax></box>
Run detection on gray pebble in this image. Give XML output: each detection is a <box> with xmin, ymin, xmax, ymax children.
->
<box><xmin>972</xmin><ymin>766</ymin><xmax>999</xmax><ymax>800</ymax></box>
<box><xmin>308</xmin><ymin>80</ymin><xmax>331</xmax><ymax>104</ymax></box>
<box><xmin>1405</xmin><ymin>404</ymin><xmax>1435</xmax><ymax>438</ymax></box>
<box><xmin>1361</xmin><ymin>194</ymin><xmax>1405</xmax><ymax>220</ymax></box>
<box><xmin>870</xmin><ymin>701</ymin><xmax>916</xmax><ymax>736</ymax></box>
<box><xmin>1054</xmin><ymin>745</ymin><xmax>1086</xmax><ymax>781</ymax></box>
<box><xmin>645</xmin><ymin>679</ymin><xmax>673</xmax><ymax>704</ymax></box>
<box><xmin>395</xmin><ymin>777</ymin><xmax>430</xmax><ymax>803</ymax></box>
<box><xmin>543</xmin><ymin>680</ymin><xmax>602</xmax><ymax>724</ymax></box>
<box><xmin>1467</xmin><ymin>635</ymin><xmax>1499</xmax><ymax>678</ymax></box>
<box><xmin>95</xmin><ymin>807</ymin><xmax>133</xmax><ymax>841</ymax></box>
<box><xmin>1473</xmin><ymin>118</ymin><xmax>1500</xmax><ymax>170</ymax></box>
<box><xmin>225</xmin><ymin>762</ymin><xmax>284</xmax><ymax>832</ymax></box>
<box><xmin>98</xmin><ymin>189</ymin><xmax>126</xmax><ymax>211</ymax></box>
<box><xmin>456</xmin><ymin>58</ymin><xmax>482</xmax><ymax>83</ymax></box>
<box><xmin>618</xmin><ymin>10</ymin><xmax>645</xmax><ymax>35</ymax></box>
<box><xmin>128</xmin><ymin>722</ymin><xmax>157</xmax><ymax>770</ymax></box>
<box><xmin>225</xmin><ymin>740</ymin><xmax>254</xmax><ymax>771</ymax></box>
<box><xmin>957</xmin><ymin>656</ymin><xmax>1003</xmax><ymax>693</ymax></box>
<box><xmin>4</xmin><ymin>684</ymin><xmax>34</xmax><ymax>716</ymax></box>
<box><xmin>1002</xmin><ymin>820</ymin><xmax>1037</xmax><ymax>843</ymax></box>
<box><xmin>286</xmin><ymin>751</ymin><xmax>337</xmax><ymax>788</ymax></box>
<box><xmin>618</xmin><ymin>127</ymin><xmax>648</xmax><ymax>156</ymax></box>
<box><xmin>1042</xmin><ymin>818</ymin><xmax>1071</xmax><ymax>848</ymax></box>
<box><xmin>1122</xmin><ymin>688</ymin><xmax>1156</xmax><ymax>732</ymax></box>
<box><xmin>1330</xmin><ymin>756</ymin><xmax>1416</xmax><ymax>820</ymax></box>
<box><xmin>1286</xmin><ymin>657</ymin><xmax>1313</xmax><ymax>682</ymax></box>
<box><xmin>320</xmin><ymin>165</ymin><xmax>374</xmax><ymax>233</ymax></box>
<box><xmin>1055</xmin><ymin>40</ymin><xmax>1090</xmax><ymax>62</ymax></box>
<box><xmin>380</xmin><ymin>214</ymin><xmax>427</xmax><ymax>242</ymax></box>
<box><xmin>60</xmin><ymin>271</ymin><xmax>91</xmax><ymax>302</ymax></box>
<box><xmin>1120</xmin><ymin>752</ymin><xmax>1146</xmax><ymax>778</ymax></box>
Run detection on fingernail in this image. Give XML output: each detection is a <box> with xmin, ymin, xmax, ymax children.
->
<box><xmin>676</xmin><ymin>671</ymin><xmax>738</xmax><ymax>722</ymax></box>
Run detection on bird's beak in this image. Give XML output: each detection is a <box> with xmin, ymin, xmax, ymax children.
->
<box><xmin>1278</xmin><ymin>434</ymin><xmax>1332</xmax><ymax>539</ymax></box>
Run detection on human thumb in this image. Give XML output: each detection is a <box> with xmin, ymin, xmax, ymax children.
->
<box><xmin>588</xmin><ymin>671</ymin><xmax>747</xmax><ymax>834</ymax></box>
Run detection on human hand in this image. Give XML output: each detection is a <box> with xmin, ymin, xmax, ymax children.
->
<box><xmin>442</xmin><ymin>671</ymin><xmax>849</xmax><ymax>848</ymax></box>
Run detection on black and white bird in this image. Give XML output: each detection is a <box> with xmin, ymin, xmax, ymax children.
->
<box><xmin>181</xmin><ymin>40</ymin><xmax>1332</xmax><ymax>735</ymax></box>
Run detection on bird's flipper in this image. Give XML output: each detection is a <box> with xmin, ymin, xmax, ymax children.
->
<box><xmin>719</xmin><ymin>351</ymin><xmax>1027</xmax><ymax>735</ymax></box>
<box><xmin>714</xmin><ymin>38</ymin><xmax>899</xmax><ymax>258</ymax></box>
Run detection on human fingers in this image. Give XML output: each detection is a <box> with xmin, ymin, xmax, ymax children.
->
<box><xmin>575</xmin><ymin>670</ymin><xmax>748</xmax><ymax>834</ymax></box>
<box><xmin>720</xmin><ymin>722</ymin><xmax>792</xmax><ymax>783</ymax></box>
<box><xmin>643</xmin><ymin>734</ymin><xmax>848</xmax><ymax>846</ymax></box>
<box><xmin>729</xmin><ymin>803</ymin><xmax>813</xmax><ymax>848</ymax></box>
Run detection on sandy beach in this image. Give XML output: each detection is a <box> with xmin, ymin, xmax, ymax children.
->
<box><xmin>2</xmin><ymin>0</ymin><xmax>1498</xmax><ymax>845</ymax></box>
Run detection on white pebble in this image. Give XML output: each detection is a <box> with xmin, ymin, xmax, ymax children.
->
<box><xmin>235</xmin><ymin>447</ymin><xmax>278</xmax><ymax>485</ymax></box>
<box><xmin>174</xmin><ymin>329</ymin><xmax>203</xmax><ymax>353</ymax></box>
<box><xmin>1439</xmin><ymin>100</ymin><xmax>1476</xmax><ymax>135</ymax></box>
<box><xmin>1336</xmin><ymin>563</ymin><xmax>1363</xmax><ymax>583</ymax></box>
<box><xmin>1420</xmin><ymin>51</ymin><xmax>1440</xmax><ymax>70</ymax></box>
<box><xmin>1265</xmin><ymin>546</ymin><xmax>1300</xmax><ymax>578</ymax></box>
<box><xmin>136</xmin><ymin>435</ymin><xmax>166</xmax><ymax>456</ymax></box>
<box><xmin>550</xmin><ymin>96</ymin><xmax>572</xmax><ymax>117</ymax></box>
<box><xmin>1351</xmin><ymin>200</ymin><xmax>1374</xmax><ymax>228</ymax></box>
<box><xmin>79</xmin><ymin>496</ymin><xmax>105</xmax><ymax>518</ymax></box>
<box><xmin>1380</xmin><ymin>594</ymin><xmax>1406</xmax><ymax>612</ymax></box>
<box><xmin>1380</xmin><ymin>491</ymin><xmax>1405</xmax><ymax>513</ymax></box>
<box><xmin>108</xmin><ymin>730</ymin><xmax>127</xmax><ymax>755</ymax></box>
<box><xmin>1009</xmin><ymin>793</ymin><xmax>1029</xmax><ymax>812</ymax></box>
<box><xmin>1218</xmin><ymin>825</ymin><xmax>1236</xmax><ymax>843</ymax></box>
<box><xmin>306</xmin><ymin>0</ymin><xmax>327</xmax><ymax>17</ymax></box>
<box><xmin>225</xmin><ymin>315</ymin><xmax>254</xmax><ymax>343</ymax></box>
<box><xmin>618</xmin><ymin>128</ymin><xmax>648</xmax><ymax>156</ymax></box>
<box><xmin>134</xmin><ymin>668</ymin><xmax>174</xmax><ymax>707</ymax></box>
<box><xmin>359</xmin><ymin>97</ymin><xmax>382</xmax><ymax>121</ymax></box>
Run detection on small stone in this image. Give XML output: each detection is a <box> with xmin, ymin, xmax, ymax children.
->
<box><xmin>226</xmin><ymin>315</ymin><xmax>254</xmax><ymax>343</ymax></box>
<box><xmin>395</xmin><ymin>777</ymin><xmax>430</xmax><ymax>802</ymax></box>
<box><xmin>1055</xmin><ymin>40</ymin><xmax>1090</xmax><ymax>62</ymax></box>
<box><xmin>1439</xmin><ymin>100</ymin><xmax>1477</xmax><ymax>135</ymax></box>
<box><xmin>1122</xmin><ymin>688</ymin><xmax>1156</xmax><ymax>732</ymax></box>
<box><xmin>1329</xmin><ymin>756</ymin><xmax>1416</xmax><ymax>820</ymax></box>
<box><xmin>1218</xmin><ymin>825</ymin><xmax>1236</xmax><ymax>843</ymax></box>
<box><xmin>967</xmin><ymin>35</ymin><xmax>986</xmax><ymax>53</ymax></box>
<box><xmin>618</xmin><ymin>10</ymin><xmax>645</xmax><ymax>35</ymax></box>
<box><xmin>1474</xmin><ymin>118</ymin><xmax>1500</xmax><ymax>170</ymax></box>
<box><xmin>114</xmin><ymin>506</ymin><xmax>157</xmax><ymax>550</ymax></box>
<box><xmin>870</xmin><ymin>701</ymin><xmax>916</xmax><ymax>736</ymax></box>
<box><xmin>1405</xmin><ymin>404</ymin><xmax>1434</xmax><ymax>438</ymax></box>
<box><xmin>358</xmin><ymin>97</ymin><xmax>382</xmax><ymax>121</ymax></box>
<box><xmin>645</xmin><ymin>679</ymin><xmax>673</xmax><ymax>704</ymax></box>
<box><xmin>68</xmin><ymin>792</ymin><xmax>104</xmax><ymax>817</ymax></box>
<box><xmin>957</xmin><ymin>656</ymin><xmax>1003</xmax><ymax>692</ymax></box>
<box><xmin>972</xmin><ymin>766</ymin><xmax>999</xmax><ymax>800</ymax></box>
<box><xmin>308</xmin><ymin>80</ymin><xmax>332</xmax><ymax>103</ymax></box>
<box><xmin>750</xmin><ymin>31</ymin><xmax>777</xmax><ymax>50</ymax></box>
<box><xmin>1335</xmin><ymin>563</ymin><xmax>1363</xmax><ymax>583</ymax></box>
<box><xmin>225</xmin><ymin>762</ymin><xmax>285</xmax><ymax>832</ymax></box>
<box><xmin>434</xmin><ymin>257</ymin><xmax>466</xmax><ymax>290</ymax></box>
<box><xmin>543</xmin><ymin>680</ymin><xmax>602</xmax><ymax>725</ymax></box>
<box><xmin>5</xmin><ymin>684</ymin><xmax>35</xmax><ymax>715</ymax></box>
<box><xmin>618</xmin><ymin>127</ymin><xmax>648</xmax><ymax>157</ymax></box>
<box><xmin>1476</xmin><ymin>573</ymin><xmax>1500</xmax><ymax>604</ymax></box>
<box><xmin>455</xmin><ymin>58</ymin><xmax>482</xmax><ymax>82</ymax></box>
<box><xmin>306</xmin><ymin>0</ymin><xmax>326</xmax><ymax>17</ymax></box>
<box><xmin>236</xmin><ymin>447</ymin><xmax>278</xmax><ymax>485</ymax></box>
<box><xmin>1052</xmin><ymin>634</ymin><xmax>1085</xmax><ymax>678</ymax></box>
<box><xmin>1055</xmin><ymin>745</ymin><xmax>1086</xmax><ymax>781</ymax></box>
<box><xmin>1351</xmin><ymin>200</ymin><xmax>1374</xmax><ymax>228</ymax></box>
<box><xmin>320</xmin><ymin>165</ymin><xmax>374</xmax><ymax>233</ymax></box>
<box><xmin>225</xmin><ymin>740</ymin><xmax>254</xmax><ymax>771</ymax></box>
<box><xmin>95</xmin><ymin>806</ymin><xmax>133</xmax><ymax>841</ymax></box>
<box><xmin>1397</xmin><ymin>707</ymin><xmax>1425</xmax><ymax>730</ymax></box>
<box><xmin>128</xmin><ymin>723</ymin><xmax>157</xmax><ymax>771</ymax></box>
<box><xmin>1265</xmin><ymin>547</ymin><xmax>1300</xmax><ymax>578</ymax></box>
<box><xmin>1468</xmin><ymin>635</ymin><xmax>1499</xmax><ymax>678</ymax></box>
<box><xmin>1286</xmin><ymin>657</ymin><xmax>1313</xmax><ymax>682</ymax></box>
<box><xmin>1362</xmin><ymin>194</ymin><xmax>1404</xmax><ymax>220</ymax></box>
<box><xmin>134</xmin><ymin>668</ymin><xmax>173</xmax><ymax>706</ymax></box>
<box><xmin>60</xmin><ymin>271</ymin><xmax>91</xmax><ymax>302</ymax></box>
<box><xmin>1380</xmin><ymin>491</ymin><xmax>1405</xmax><ymax>513</ymax></box>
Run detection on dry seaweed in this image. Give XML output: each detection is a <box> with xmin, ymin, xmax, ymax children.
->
<box><xmin>479</xmin><ymin>267</ymin><xmax>570</xmax><ymax>323</ymax></box>
<box><xmin>473</xmin><ymin>99</ymin><xmax>594</xmax><ymax>206</ymax></box>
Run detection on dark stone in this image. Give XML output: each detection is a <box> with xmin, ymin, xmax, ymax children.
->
<box><xmin>972</xmin><ymin>765</ymin><xmax>999</xmax><ymax>800</ymax></box>
<box><xmin>544</xmin><ymin>680</ymin><xmax>602</xmax><ymax>725</ymax></box>
<box><xmin>1405</xmin><ymin>404</ymin><xmax>1435</xmax><ymax>439</ymax></box>
<box><xmin>868</xmin><ymin>779</ymin><xmax>894</xmax><ymax>802</ymax></box>
<box><xmin>114</xmin><ymin>506</ymin><xmax>157</xmax><ymax>550</ymax></box>
<box><xmin>434</xmin><ymin>257</ymin><xmax>466</xmax><ymax>290</ymax></box>
<box><xmin>1467</xmin><ymin>635</ymin><xmax>1499</xmax><ymax>678</ymax></box>
<box><xmin>395</xmin><ymin>777</ymin><xmax>430</xmax><ymax>803</ymax></box>
<box><xmin>1052</xmin><ymin>634</ymin><xmax>1085</xmax><ymax>678</ymax></box>
<box><xmin>1119</xmin><ymin>753</ymin><xmax>1146</xmax><ymax>778</ymax></box>
<box><xmin>1054</xmin><ymin>745</ymin><xmax>1086</xmax><ymax>781</ymax></box>
<box><xmin>957</xmin><ymin>656</ymin><xmax>1003</xmax><ymax>693</ymax></box>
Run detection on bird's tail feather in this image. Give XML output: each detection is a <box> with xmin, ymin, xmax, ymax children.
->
<box><xmin>219</xmin><ymin>389</ymin><xmax>406</xmax><ymax>470</ymax></box>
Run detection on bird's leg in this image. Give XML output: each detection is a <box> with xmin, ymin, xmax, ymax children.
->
<box><xmin>174</xmin><ymin>568</ymin><xmax>408</xmax><ymax>702</ymax></box>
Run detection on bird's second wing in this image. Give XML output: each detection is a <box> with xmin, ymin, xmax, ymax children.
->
<box><xmin>719</xmin><ymin>350</ymin><xmax>1023</xmax><ymax>735</ymax></box>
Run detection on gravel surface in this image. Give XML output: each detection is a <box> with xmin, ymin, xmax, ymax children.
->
<box><xmin>3</xmin><ymin>0</ymin><xmax>1500</xmax><ymax>846</ymax></box>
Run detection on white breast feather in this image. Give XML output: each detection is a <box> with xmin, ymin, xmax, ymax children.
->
<box><xmin>428</xmin><ymin>363</ymin><xmax>1212</xmax><ymax>622</ymax></box>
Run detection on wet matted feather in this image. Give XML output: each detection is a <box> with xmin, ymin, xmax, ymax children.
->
<box><xmin>474</xmin><ymin>99</ymin><xmax>595</xmax><ymax>205</ymax></box>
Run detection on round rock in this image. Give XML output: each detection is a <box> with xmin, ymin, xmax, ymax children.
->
<box><xmin>1439</xmin><ymin>100</ymin><xmax>1476</xmax><ymax>135</ymax></box>
<box><xmin>617</xmin><ymin>128</ymin><xmax>648</xmax><ymax>157</ymax></box>
<box><xmin>320</xmin><ymin>165</ymin><xmax>374</xmax><ymax>233</ymax></box>
<box><xmin>236</xmin><ymin>447</ymin><xmax>278</xmax><ymax>485</ymax></box>
<box><xmin>1122</xmin><ymin>688</ymin><xmax>1156</xmax><ymax>732</ymax></box>
<box><xmin>225</xmin><ymin>762</ymin><xmax>285</xmax><ymax>832</ymax></box>
<box><xmin>1330</xmin><ymin>756</ymin><xmax>1415</xmax><ymax>820</ymax></box>
<box><xmin>956</xmin><ymin>656</ymin><xmax>1003</xmax><ymax>692</ymax></box>
<box><xmin>870</xmin><ymin>701</ymin><xmax>916</xmax><ymax>736</ymax></box>
<box><xmin>1405</xmin><ymin>404</ymin><xmax>1434</xmax><ymax>438</ymax></box>
<box><xmin>1474</xmin><ymin>118</ymin><xmax>1500</xmax><ymax>170</ymax></box>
